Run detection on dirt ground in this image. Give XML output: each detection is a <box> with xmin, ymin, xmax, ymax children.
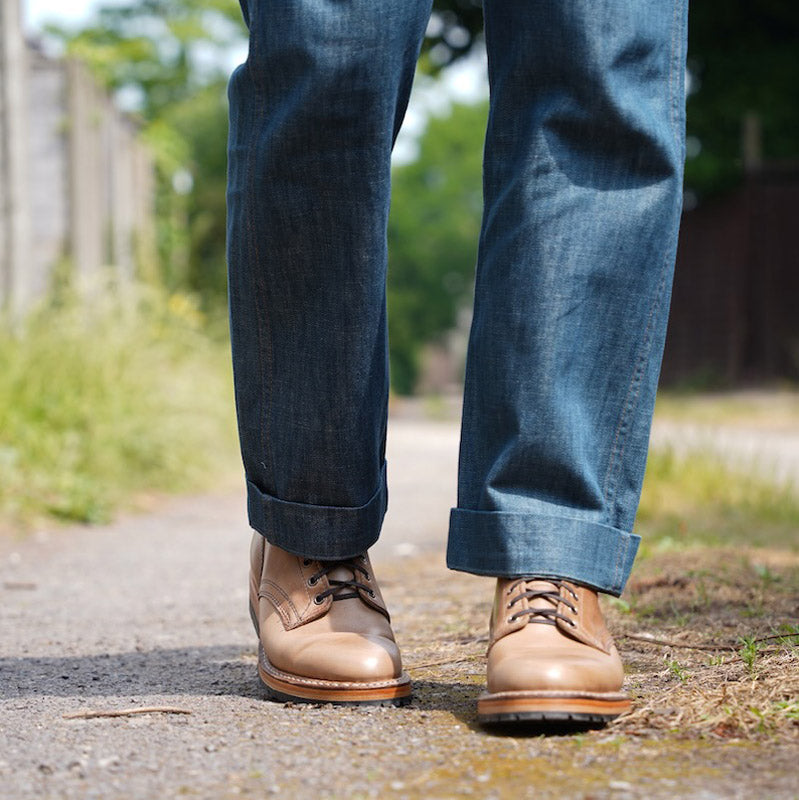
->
<box><xmin>1</xmin><ymin>415</ymin><xmax>797</xmax><ymax>799</ymax></box>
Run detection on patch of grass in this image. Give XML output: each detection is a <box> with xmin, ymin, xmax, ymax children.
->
<box><xmin>636</xmin><ymin>447</ymin><xmax>799</xmax><ymax>552</ymax></box>
<box><xmin>611</xmin><ymin>547</ymin><xmax>799</xmax><ymax>741</ymax></box>
<box><xmin>0</xmin><ymin>279</ymin><xmax>238</xmax><ymax>526</ymax></box>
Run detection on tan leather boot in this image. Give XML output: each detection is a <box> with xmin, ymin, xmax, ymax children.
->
<box><xmin>249</xmin><ymin>532</ymin><xmax>411</xmax><ymax>705</ymax></box>
<box><xmin>478</xmin><ymin>578</ymin><xmax>631</xmax><ymax>724</ymax></box>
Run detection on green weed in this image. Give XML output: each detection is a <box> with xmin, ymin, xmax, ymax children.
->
<box><xmin>738</xmin><ymin>636</ymin><xmax>759</xmax><ymax>675</ymax></box>
<box><xmin>667</xmin><ymin>659</ymin><xmax>690</xmax><ymax>683</ymax></box>
<box><xmin>772</xmin><ymin>700</ymin><xmax>799</xmax><ymax>721</ymax></box>
<box><xmin>0</xmin><ymin>279</ymin><xmax>237</xmax><ymax>526</ymax></box>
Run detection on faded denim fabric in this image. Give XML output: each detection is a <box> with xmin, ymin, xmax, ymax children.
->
<box><xmin>227</xmin><ymin>0</ymin><xmax>688</xmax><ymax>595</ymax></box>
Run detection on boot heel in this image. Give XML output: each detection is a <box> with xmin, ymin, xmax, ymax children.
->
<box><xmin>248</xmin><ymin>598</ymin><xmax>260</xmax><ymax>637</ymax></box>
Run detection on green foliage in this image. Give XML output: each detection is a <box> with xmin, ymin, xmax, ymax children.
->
<box><xmin>738</xmin><ymin>635</ymin><xmax>760</xmax><ymax>675</ymax></box>
<box><xmin>429</xmin><ymin>1</ymin><xmax>799</xmax><ymax>204</ymax></box>
<box><xmin>424</xmin><ymin>1</ymin><xmax>485</xmax><ymax>71</ymax></box>
<box><xmin>0</xmin><ymin>280</ymin><xmax>237</xmax><ymax>525</ymax></box>
<box><xmin>162</xmin><ymin>80</ymin><xmax>232</xmax><ymax>300</ymax></box>
<box><xmin>45</xmin><ymin>1</ymin><xmax>247</xmax><ymax>305</ymax></box>
<box><xmin>387</xmin><ymin>102</ymin><xmax>487</xmax><ymax>392</ymax></box>
<box><xmin>667</xmin><ymin>659</ymin><xmax>691</xmax><ymax>683</ymax></box>
<box><xmin>684</xmin><ymin>3</ymin><xmax>799</xmax><ymax>200</ymax></box>
<box><xmin>46</xmin><ymin>0</ymin><xmax>243</xmax><ymax>118</ymax></box>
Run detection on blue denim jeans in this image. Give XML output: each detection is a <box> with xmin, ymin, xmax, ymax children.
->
<box><xmin>227</xmin><ymin>0</ymin><xmax>688</xmax><ymax>595</ymax></box>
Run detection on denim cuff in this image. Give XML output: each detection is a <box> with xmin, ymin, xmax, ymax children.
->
<box><xmin>446</xmin><ymin>507</ymin><xmax>640</xmax><ymax>596</ymax></box>
<box><xmin>247</xmin><ymin>462</ymin><xmax>387</xmax><ymax>560</ymax></box>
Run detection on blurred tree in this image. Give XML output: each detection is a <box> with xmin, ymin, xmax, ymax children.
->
<box><xmin>388</xmin><ymin>102</ymin><xmax>487</xmax><ymax>393</ymax></box>
<box><xmin>45</xmin><ymin>1</ymin><xmax>797</xmax><ymax>388</ymax></box>
<box><xmin>425</xmin><ymin>1</ymin><xmax>799</xmax><ymax>202</ymax></box>
<box><xmin>50</xmin><ymin>0</ymin><xmax>243</xmax><ymax>117</ymax></box>
<box><xmin>683</xmin><ymin>1</ymin><xmax>799</xmax><ymax>200</ymax></box>
<box><xmin>161</xmin><ymin>81</ymin><xmax>231</xmax><ymax>299</ymax></box>
<box><xmin>420</xmin><ymin>0</ymin><xmax>484</xmax><ymax>71</ymax></box>
<box><xmin>46</xmin><ymin>0</ymin><xmax>245</xmax><ymax>302</ymax></box>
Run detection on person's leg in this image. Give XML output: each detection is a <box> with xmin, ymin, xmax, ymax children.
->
<box><xmin>228</xmin><ymin>0</ymin><xmax>431</xmax><ymax>704</ymax></box>
<box><xmin>228</xmin><ymin>0</ymin><xmax>431</xmax><ymax>562</ymax></box>
<box><xmin>447</xmin><ymin>0</ymin><xmax>688</xmax><ymax>722</ymax></box>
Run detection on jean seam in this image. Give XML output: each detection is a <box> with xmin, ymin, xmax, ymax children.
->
<box><xmin>613</xmin><ymin>531</ymin><xmax>629</xmax><ymax>592</ymax></box>
<box><xmin>669</xmin><ymin>0</ymin><xmax>687</xmax><ymax>152</ymax></box>
<box><xmin>241</xmin><ymin>70</ymin><xmax>276</xmax><ymax>498</ymax></box>
<box><xmin>602</xmin><ymin>259</ymin><xmax>668</xmax><ymax>526</ymax></box>
<box><xmin>602</xmin><ymin>0</ymin><xmax>685</xmax><ymax>532</ymax></box>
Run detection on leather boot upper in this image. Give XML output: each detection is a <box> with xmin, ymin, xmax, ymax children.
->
<box><xmin>486</xmin><ymin>577</ymin><xmax>625</xmax><ymax>694</ymax></box>
<box><xmin>249</xmin><ymin>532</ymin><xmax>403</xmax><ymax>683</ymax></box>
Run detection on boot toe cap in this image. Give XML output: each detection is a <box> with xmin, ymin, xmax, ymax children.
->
<box><xmin>275</xmin><ymin>632</ymin><xmax>403</xmax><ymax>683</ymax></box>
<box><xmin>487</xmin><ymin>645</ymin><xmax>624</xmax><ymax>694</ymax></box>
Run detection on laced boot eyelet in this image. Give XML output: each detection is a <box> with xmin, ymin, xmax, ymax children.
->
<box><xmin>367</xmin><ymin>589</ymin><xmax>375</xmax><ymax>597</ymax></box>
<box><xmin>363</xmin><ymin>572</ymin><xmax>371</xmax><ymax>581</ymax></box>
<box><xmin>302</xmin><ymin>558</ymin><xmax>312</xmax><ymax>567</ymax></box>
<box><xmin>313</xmin><ymin>595</ymin><xmax>324</xmax><ymax>605</ymax></box>
<box><xmin>307</xmin><ymin>577</ymin><xmax>318</xmax><ymax>587</ymax></box>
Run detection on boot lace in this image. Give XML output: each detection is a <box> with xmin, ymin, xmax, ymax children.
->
<box><xmin>303</xmin><ymin>556</ymin><xmax>374</xmax><ymax>604</ymax></box>
<box><xmin>506</xmin><ymin>578</ymin><xmax>578</xmax><ymax>627</ymax></box>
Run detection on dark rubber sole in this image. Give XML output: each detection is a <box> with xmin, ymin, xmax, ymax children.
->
<box><xmin>479</xmin><ymin>710</ymin><xmax>618</xmax><ymax>724</ymax></box>
<box><xmin>261</xmin><ymin>681</ymin><xmax>412</xmax><ymax>708</ymax></box>
<box><xmin>477</xmin><ymin>691</ymin><xmax>631</xmax><ymax>727</ymax></box>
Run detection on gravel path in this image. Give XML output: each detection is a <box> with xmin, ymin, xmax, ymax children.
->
<box><xmin>1</xmin><ymin>416</ymin><xmax>797</xmax><ymax>799</ymax></box>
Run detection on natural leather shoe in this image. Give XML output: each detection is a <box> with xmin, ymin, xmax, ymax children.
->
<box><xmin>249</xmin><ymin>532</ymin><xmax>411</xmax><ymax>705</ymax></box>
<box><xmin>478</xmin><ymin>577</ymin><xmax>631</xmax><ymax>724</ymax></box>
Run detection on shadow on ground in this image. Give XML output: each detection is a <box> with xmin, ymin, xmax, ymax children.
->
<box><xmin>0</xmin><ymin>646</ymin><xmax>260</xmax><ymax>700</ymax></box>
<box><xmin>2</xmin><ymin>651</ymin><xmax>491</xmax><ymax>719</ymax></box>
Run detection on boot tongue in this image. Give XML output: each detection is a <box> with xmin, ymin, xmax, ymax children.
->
<box><xmin>523</xmin><ymin>579</ymin><xmax>561</xmax><ymax>614</ymax></box>
<box><xmin>323</xmin><ymin>560</ymin><xmax>362</xmax><ymax>601</ymax></box>
<box><xmin>327</xmin><ymin>563</ymin><xmax>354</xmax><ymax>585</ymax></box>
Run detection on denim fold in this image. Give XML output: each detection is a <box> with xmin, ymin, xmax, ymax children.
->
<box><xmin>246</xmin><ymin>462</ymin><xmax>388</xmax><ymax>561</ymax></box>
<box><xmin>448</xmin><ymin>508</ymin><xmax>640</xmax><ymax>597</ymax></box>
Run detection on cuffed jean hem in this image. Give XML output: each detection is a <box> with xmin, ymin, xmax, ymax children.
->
<box><xmin>446</xmin><ymin>508</ymin><xmax>640</xmax><ymax>596</ymax></box>
<box><xmin>247</xmin><ymin>462</ymin><xmax>388</xmax><ymax>560</ymax></box>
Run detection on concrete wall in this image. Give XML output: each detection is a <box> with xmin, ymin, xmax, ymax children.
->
<box><xmin>0</xmin><ymin>0</ymin><xmax>33</xmax><ymax>313</ymax></box>
<box><xmin>27</xmin><ymin>50</ymin><xmax>69</xmax><ymax>299</ymax></box>
<box><xmin>0</xmin><ymin>0</ymin><xmax>155</xmax><ymax>314</ymax></box>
